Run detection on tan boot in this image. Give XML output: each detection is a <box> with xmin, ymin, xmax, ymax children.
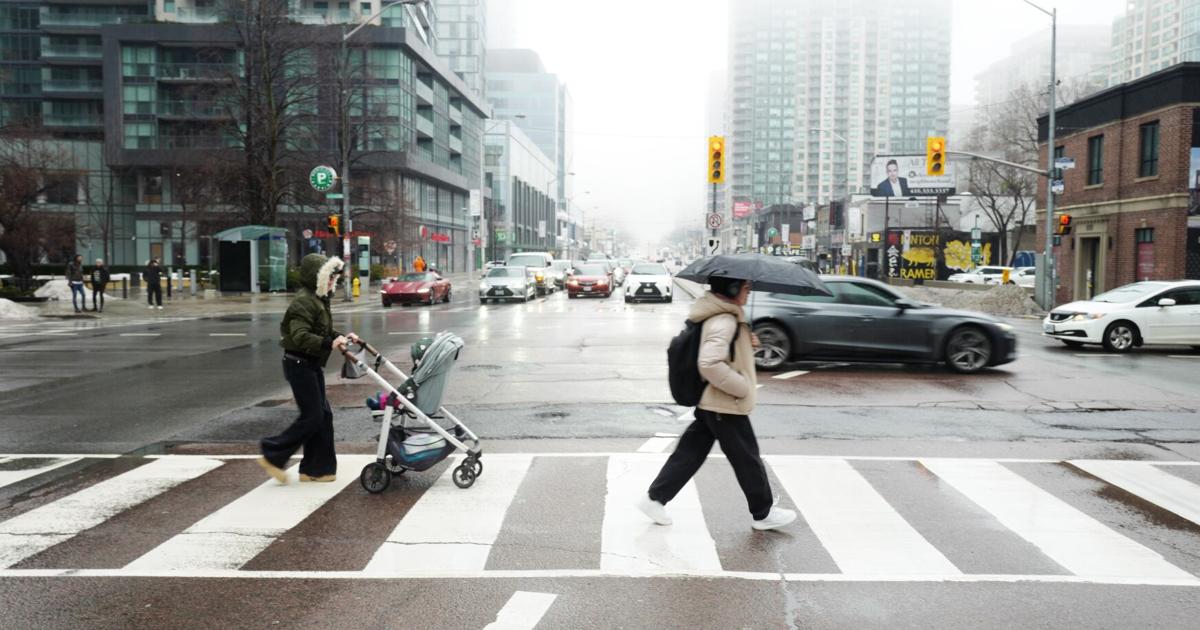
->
<box><xmin>257</xmin><ymin>457</ymin><xmax>289</xmax><ymax>484</ymax></box>
<box><xmin>299</xmin><ymin>473</ymin><xmax>337</xmax><ymax>483</ymax></box>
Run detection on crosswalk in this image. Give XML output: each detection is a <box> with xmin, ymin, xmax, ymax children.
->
<box><xmin>0</xmin><ymin>316</ymin><xmax>198</xmax><ymax>339</ymax></box>
<box><xmin>2</xmin><ymin>452</ymin><xmax>1200</xmax><ymax>585</ymax></box>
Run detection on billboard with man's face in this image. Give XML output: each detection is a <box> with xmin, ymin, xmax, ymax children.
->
<box><xmin>870</xmin><ymin>155</ymin><xmax>957</xmax><ymax>198</ymax></box>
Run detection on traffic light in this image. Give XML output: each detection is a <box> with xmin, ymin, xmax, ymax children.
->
<box><xmin>708</xmin><ymin>136</ymin><xmax>725</xmax><ymax>184</ymax></box>
<box><xmin>1057</xmin><ymin>214</ymin><xmax>1072</xmax><ymax>236</ymax></box>
<box><xmin>926</xmin><ymin>136</ymin><xmax>946</xmax><ymax>176</ymax></box>
<box><xmin>327</xmin><ymin>214</ymin><xmax>340</xmax><ymax>236</ymax></box>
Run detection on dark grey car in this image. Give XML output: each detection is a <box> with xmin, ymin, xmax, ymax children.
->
<box><xmin>750</xmin><ymin>276</ymin><xmax>1017</xmax><ymax>374</ymax></box>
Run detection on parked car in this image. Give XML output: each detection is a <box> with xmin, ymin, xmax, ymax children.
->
<box><xmin>550</xmin><ymin>259</ymin><xmax>573</xmax><ymax>288</ymax></box>
<box><xmin>566</xmin><ymin>262</ymin><xmax>613</xmax><ymax>298</ymax></box>
<box><xmin>1043</xmin><ymin>280</ymin><xmax>1200</xmax><ymax>352</ymax></box>
<box><xmin>479</xmin><ymin>266</ymin><xmax>537</xmax><ymax>303</ymax></box>
<box><xmin>948</xmin><ymin>266</ymin><xmax>1013</xmax><ymax>284</ymax></box>
<box><xmin>1005</xmin><ymin>266</ymin><xmax>1036</xmax><ymax>288</ymax></box>
<box><xmin>381</xmin><ymin>272</ymin><xmax>451</xmax><ymax>307</ymax></box>
<box><xmin>751</xmin><ymin>276</ymin><xmax>1017</xmax><ymax>374</ymax></box>
<box><xmin>624</xmin><ymin>262</ymin><xmax>673</xmax><ymax>303</ymax></box>
<box><xmin>506</xmin><ymin>252</ymin><xmax>555</xmax><ymax>295</ymax></box>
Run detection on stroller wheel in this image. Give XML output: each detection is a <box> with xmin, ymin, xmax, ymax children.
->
<box><xmin>472</xmin><ymin>458</ymin><xmax>483</xmax><ymax>477</ymax></box>
<box><xmin>360</xmin><ymin>462</ymin><xmax>392</xmax><ymax>494</ymax></box>
<box><xmin>452</xmin><ymin>463</ymin><xmax>476</xmax><ymax>489</ymax></box>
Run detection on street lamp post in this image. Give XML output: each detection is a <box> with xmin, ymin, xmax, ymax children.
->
<box><xmin>482</xmin><ymin>115</ymin><xmax>525</xmax><ymax>268</ymax></box>
<box><xmin>1023</xmin><ymin>0</ymin><xmax>1058</xmax><ymax>310</ymax></box>
<box><xmin>337</xmin><ymin>0</ymin><xmax>427</xmax><ymax>300</ymax></box>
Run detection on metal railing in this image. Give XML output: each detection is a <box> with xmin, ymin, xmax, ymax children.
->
<box><xmin>40</xmin><ymin>13</ymin><xmax>143</xmax><ymax>27</ymax></box>
<box><xmin>41</xmin><ymin>44</ymin><xmax>103</xmax><ymax>58</ymax></box>
<box><xmin>42</xmin><ymin>78</ymin><xmax>103</xmax><ymax>92</ymax></box>
<box><xmin>155</xmin><ymin>100</ymin><xmax>234</xmax><ymax>117</ymax></box>
<box><xmin>44</xmin><ymin>115</ymin><xmax>102</xmax><ymax>127</ymax></box>
<box><xmin>157</xmin><ymin>63</ymin><xmax>239</xmax><ymax>80</ymax></box>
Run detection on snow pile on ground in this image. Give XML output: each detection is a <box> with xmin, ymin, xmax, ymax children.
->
<box><xmin>898</xmin><ymin>284</ymin><xmax>1044</xmax><ymax>319</ymax></box>
<box><xmin>33</xmin><ymin>278</ymin><xmax>123</xmax><ymax>302</ymax></box>
<box><xmin>0</xmin><ymin>298</ymin><xmax>39</xmax><ymax>320</ymax></box>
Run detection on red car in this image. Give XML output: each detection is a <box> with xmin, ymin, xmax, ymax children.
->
<box><xmin>381</xmin><ymin>272</ymin><xmax>451</xmax><ymax>307</ymax></box>
<box><xmin>565</xmin><ymin>263</ymin><xmax>613</xmax><ymax>298</ymax></box>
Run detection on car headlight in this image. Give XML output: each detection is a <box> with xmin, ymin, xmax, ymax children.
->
<box><xmin>479</xmin><ymin>283</ymin><xmax>488</xmax><ymax>291</ymax></box>
<box><xmin>1069</xmin><ymin>312</ymin><xmax>1105</xmax><ymax>321</ymax></box>
<box><xmin>418</xmin><ymin>288</ymin><xmax>430</xmax><ymax>293</ymax></box>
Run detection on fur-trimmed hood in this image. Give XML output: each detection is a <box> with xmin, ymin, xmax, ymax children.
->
<box><xmin>299</xmin><ymin>253</ymin><xmax>344</xmax><ymax>297</ymax></box>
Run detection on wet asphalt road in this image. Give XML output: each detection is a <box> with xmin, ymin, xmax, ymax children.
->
<box><xmin>3</xmin><ymin>286</ymin><xmax>1200</xmax><ymax>628</ymax></box>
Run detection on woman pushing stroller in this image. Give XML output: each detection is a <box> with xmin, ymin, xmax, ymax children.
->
<box><xmin>258</xmin><ymin>253</ymin><xmax>360</xmax><ymax>484</ymax></box>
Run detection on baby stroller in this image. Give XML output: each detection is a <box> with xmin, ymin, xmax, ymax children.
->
<box><xmin>338</xmin><ymin>332</ymin><xmax>482</xmax><ymax>493</ymax></box>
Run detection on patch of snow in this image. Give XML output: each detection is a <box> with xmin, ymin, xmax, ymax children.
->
<box><xmin>0</xmin><ymin>298</ymin><xmax>39</xmax><ymax>320</ymax></box>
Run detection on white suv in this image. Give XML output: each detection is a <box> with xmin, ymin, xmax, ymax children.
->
<box><xmin>948</xmin><ymin>266</ymin><xmax>1013</xmax><ymax>284</ymax></box>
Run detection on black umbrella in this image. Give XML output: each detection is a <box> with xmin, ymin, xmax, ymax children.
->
<box><xmin>677</xmin><ymin>253</ymin><xmax>831</xmax><ymax>296</ymax></box>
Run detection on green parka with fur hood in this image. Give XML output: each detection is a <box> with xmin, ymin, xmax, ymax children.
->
<box><xmin>279</xmin><ymin>254</ymin><xmax>344</xmax><ymax>365</ymax></box>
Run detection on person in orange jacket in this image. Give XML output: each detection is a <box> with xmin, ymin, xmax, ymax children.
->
<box><xmin>413</xmin><ymin>255</ymin><xmax>426</xmax><ymax>273</ymax></box>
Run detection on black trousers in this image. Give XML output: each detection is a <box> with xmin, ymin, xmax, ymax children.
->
<box><xmin>648</xmin><ymin>409</ymin><xmax>773</xmax><ymax>520</ymax></box>
<box><xmin>147</xmin><ymin>283</ymin><xmax>162</xmax><ymax>306</ymax></box>
<box><xmin>92</xmin><ymin>287</ymin><xmax>105</xmax><ymax>310</ymax></box>
<box><xmin>261</xmin><ymin>358</ymin><xmax>337</xmax><ymax>477</ymax></box>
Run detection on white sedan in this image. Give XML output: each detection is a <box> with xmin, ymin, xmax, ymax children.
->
<box><xmin>949</xmin><ymin>266</ymin><xmax>1013</xmax><ymax>284</ymax></box>
<box><xmin>624</xmin><ymin>262</ymin><xmax>673</xmax><ymax>303</ymax></box>
<box><xmin>1000</xmin><ymin>266</ymin><xmax>1036</xmax><ymax>288</ymax></box>
<box><xmin>1043</xmin><ymin>280</ymin><xmax>1200</xmax><ymax>352</ymax></box>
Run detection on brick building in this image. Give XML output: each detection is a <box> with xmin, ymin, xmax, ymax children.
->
<box><xmin>1037</xmin><ymin>63</ymin><xmax>1200</xmax><ymax>305</ymax></box>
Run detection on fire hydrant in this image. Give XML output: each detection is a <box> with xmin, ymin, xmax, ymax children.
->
<box><xmin>352</xmin><ymin>276</ymin><xmax>361</xmax><ymax>298</ymax></box>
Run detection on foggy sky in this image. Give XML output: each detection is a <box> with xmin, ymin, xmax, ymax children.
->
<box><xmin>494</xmin><ymin>0</ymin><xmax>1126</xmax><ymax>247</ymax></box>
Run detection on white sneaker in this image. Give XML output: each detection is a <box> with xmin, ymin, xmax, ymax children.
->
<box><xmin>752</xmin><ymin>507</ymin><xmax>797</xmax><ymax>531</ymax></box>
<box><xmin>148</xmin><ymin>305</ymin><xmax>154</xmax><ymax>309</ymax></box>
<box><xmin>157</xmin><ymin>305</ymin><xmax>164</xmax><ymax>310</ymax></box>
<box><xmin>635</xmin><ymin>495</ymin><xmax>673</xmax><ymax>526</ymax></box>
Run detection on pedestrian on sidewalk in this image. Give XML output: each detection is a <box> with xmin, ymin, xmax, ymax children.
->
<box><xmin>258</xmin><ymin>253</ymin><xmax>360</xmax><ymax>485</ymax></box>
<box><xmin>89</xmin><ymin>259</ymin><xmax>110</xmax><ymax>313</ymax></box>
<box><xmin>66</xmin><ymin>255</ymin><xmax>86</xmax><ymax>313</ymax></box>
<box><xmin>413</xmin><ymin>255</ymin><xmax>426</xmax><ymax>273</ymax></box>
<box><xmin>143</xmin><ymin>259</ymin><xmax>163</xmax><ymax>310</ymax></box>
<box><xmin>637</xmin><ymin>276</ymin><xmax>797</xmax><ymax>531</ymax></box>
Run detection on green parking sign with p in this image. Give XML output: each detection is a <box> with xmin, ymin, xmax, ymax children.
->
<box><xmin>310</xmin><ymin>165</ymin><xmax>338</xmax><ymax>192</ymax></box>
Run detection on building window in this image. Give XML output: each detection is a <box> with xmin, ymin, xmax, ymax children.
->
<box><xmin>1135</xmin><ymin>228</ymin><xmax>1155</xmax><ymax>280</ymax></box>
<box><xmin>1087</xmin><ymin>135</ymin><xmax>1104</xmax><ymax>185</ymax></box>
<box><xmin>1139</xmin><ymin>121</ymin><xmax>1159</xmax><ymax>177</ymax></box>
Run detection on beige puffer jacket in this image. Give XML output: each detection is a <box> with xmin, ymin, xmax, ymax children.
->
<box><xmin>689</xmin><ymin>292</ymin><xmax>757</xmax><ymax>416</ymax></box>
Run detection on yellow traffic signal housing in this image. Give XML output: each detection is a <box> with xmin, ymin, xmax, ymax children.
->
<box><xmin>1057</xmin><ymin>214</ymin><xmax>1072</xmax><ymax>235</ymax></box>
<box><xmin>328</xmin><ymin>214</ymin><xmax>340</xmax><ymax>236</ymax></box>
<box><xmin>708</xmin><ymin>136</ymin><xmax>725</xmax><ymax>184</ymax></box>
<box><xmin>926</xmin><ymin>136</ymin><xmax>946</xmax><ymax>176</ymax></box>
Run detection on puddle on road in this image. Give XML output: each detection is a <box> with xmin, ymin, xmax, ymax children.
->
<box><xmin>1059</xmin><ymin>462</ymin><xmax>1200</xmax><ymax>533</ymax></box>
<box><xmin>255</xmin><ymin>398</ymin><xmax>291</xmax><ymax>408</ymax></box>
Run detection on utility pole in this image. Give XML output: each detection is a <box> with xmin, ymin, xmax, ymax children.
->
<box><xmin>1022</xmin><ymin>0</ymin><xmax>1058</xmax><ymax>310</ymax></box>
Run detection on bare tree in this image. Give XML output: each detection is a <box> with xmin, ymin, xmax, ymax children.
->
<box><xmin>0</xmin><ymin>126</ymin><xmax>76</xmax><ymax>290</ymax></box>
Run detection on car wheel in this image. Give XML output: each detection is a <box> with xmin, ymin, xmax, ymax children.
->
<box><xmin>382</xmin><ymin>299</ymin><xmax>391</xmax><ymax>308</ymax></box>
<box><xmin>1061</xmin><ymin>340</ymin><xmax>1083</xmax><ymax>348</ymax></box>
<box><xmin>664</xmin><ymin>297</ymin><xmax>673</xmax><ymax>303</ymax></box>
<box><xmin>753</xmin><ymin>323</ymin><xmax>791</xmax><ymax>371</ymax></box>
<box><xmin>1191</xmin><ymin>346</ymin><xmax>1200</xmax><ymax>353</ymax></box>
<box><xmin>428</xmin><ymin>292</ymin><xmax>436</xmax><ymax>306</ymax></box>
<box><xmin>945</xmin><ymin>326</ymin><xmax>993</xmax><ymax>374</ymax></box>
<box><xmin>1102</xmin><ymin>321</ymin><xmax>1138</xmax><ymax>353</ymax></box>
<box><xmin>624</xmin><ymin>296</ymin><xmax>632</xmax><ymax>303</ymax></box>
<box><xmin>443</xmin><ymin>290</ymin><xmax>451</xmax><ymax>303</ymax></box>
<box><xmin>568</xmin><ymin>293</ymin><xmax>576</xmax><ymax>299</ymax></box>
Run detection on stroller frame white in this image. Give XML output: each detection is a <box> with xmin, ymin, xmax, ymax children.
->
<box><xmin>340</xmin><ymin>340</ymin><xmax>482</xmax><ymax>491</ymax></box>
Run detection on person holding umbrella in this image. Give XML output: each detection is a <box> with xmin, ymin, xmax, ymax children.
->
<box><xmin>637</xmin><ymin>254</ymin><xmax>828</xmax><ymax>531</ymax></box>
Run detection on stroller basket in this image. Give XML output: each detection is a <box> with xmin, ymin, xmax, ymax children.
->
<box><xmin>340</xmin><ymin>332</ymin><xmax>482</xmax><ymax>494</ymax></box>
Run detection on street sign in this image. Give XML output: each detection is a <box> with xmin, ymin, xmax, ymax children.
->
<box><xmin>841</xmin><ymin>244</ymin><xmax>851</xmax><ymax>257</ymax></box>
<box><xmin>1054</xmin><ymin>157</ymin><xmax>1076</xmax><ymax>170</ymax></box>
<box><xmin>309</xmin><ymin>165</ymin><xmax>337</xmax><ymax>192</ymax></box>
<box><xmin>707</xmin><ymin>238</ymin><xmax>721</xmax><ymax>256</ymax></box>
<box><xmin>1051</xmin><ymin>180</ymin><xmax>1065</xmax><ymax>194</ymax></box>
<box><xmin>302</xmin><ymin>229</ymin><xmax>313</xmax><ymax>240</ymax></box>
<box><xmin>325</xmin><ymin>192</ymin><xmax>344</xmax><ymax>200</ymax></box>
<box><xmin>384</xmin><ymin>240</ymin><xmax>396</xmax><ymax>255</ymax></box>
<box><xmin>469</xmin><ymin>190</ymin><xmax>482</xmax><ymax>217</ymax></box>
<box><xmin>767</xmin><ymin>227</ymin><xmax>779</xmax><ymax>238</ymax></box>
<box><xmin>706</xmin><ymin>213</ymin><xmax>723</xmax><ymax>229</ymax></box>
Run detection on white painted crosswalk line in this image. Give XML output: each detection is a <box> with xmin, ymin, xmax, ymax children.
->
<box><xmin>484</xmin><ymin>591</ymin><xmax>558</xmax><ymax>630</ymax></box>
<box><xmin>772</xmin><ymin>370</ymin><xmax>809</xmax><ymax>380</ymax></box>
<box><xmin>636</xmin><ymin>433</ymin><xmax>678</xmax><ymax>454</ymax></box>
<box><xmin>365</xmin><ymin>455</ymin><xmax>533</xmax><ymax>575</ymax></box>
<box><xmin>922</xmin><ymin>459</ymin><xmax>1197</xmax><ymax>583</ymax></box>
<box><xmin>768</xmin><ymin>456</ymin><xmax>960</xmax><ymax>576</ymax></box>
<box><xmin>126</xmin><ymin>455</ymin><xmax>371</xmax><ymax>571</ymax></box>
<box><xmin>1071</xmin><ymin>460</ymin><xmax>1200</xmax><ymax>528</ymax></box>
<box><xmin>600</xmin><ymin>454</ymin><xmax>721</xmax><ymax>574</ymax></box>
<box><xmin>0</xmin><ymin>457</ymin><xmax>80</xmax><ymax>490</ymax></box>
<box><xmin>0</xmin><ymin>457</ymin><xmax>223</xmax><ymax>569</ymax></box>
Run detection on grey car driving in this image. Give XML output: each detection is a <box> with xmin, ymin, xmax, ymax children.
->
<box><xmin>750</xmin><ymin>276</ymin><xmax>1017</xmax><ymax>374</ymax></box>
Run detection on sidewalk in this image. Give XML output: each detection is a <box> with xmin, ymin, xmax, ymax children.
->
<box><xmin>23</xmin><ymin>271</ymin><xmax>477</xmax><ymax>320</ymax></box>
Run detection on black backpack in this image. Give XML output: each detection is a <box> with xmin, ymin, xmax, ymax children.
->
<box><xmin>667</xmin><ymin>316</ymin><xmax>738</xmax><ymax>407</ymax></box>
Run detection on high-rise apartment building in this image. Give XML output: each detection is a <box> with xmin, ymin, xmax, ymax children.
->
<box><xmin>433</xmin><ymin>0</ymin><xmax>486</xmax><ymax>99</ymax></box>
<box><xmin>976</xmin><ymin>26</ymin><xmax>1110</xmax><ymax>110</ymax></box>
<box><xmin>1109</xmin><ymin>0</ymin><xmax>1200</xmax><ymax>85</ymax></box>
<box><xmin>0</xmin><ymin>4</ymin><xmax>489</xmax><ymax>273</ymax></box>
<box><xmin>728</xmin><ymin>0</ymin><xmax>951</xmax><ymax>208</ymax></box>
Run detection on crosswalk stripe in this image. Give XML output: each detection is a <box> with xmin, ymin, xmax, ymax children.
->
<box><xmin>1071</xmin><ymin>460</ymin><xmax>1200</xmax><ymax>527</ymax></box>
<box><xmin>0</xmin><ymin>457</ymin><xmax>222</xmax><ymax>569</ymax></box>
<box><xmin>0</xmin><ymin>457</ymin><xmax>80</xmax><ymax>490</ymax></box>
<box><xmin>484</xmin><ymin>591</ymin><xmax>558</xmax><ymax>630</ymax></box>
<box><xmin>600</xmin><ymin>454</ymin><xmax>721</xmax><ymax>573</ymax></box>
<box><xmin>125</xmin><ymin>456</ymin><xmax>370</xmax><ymax>571</ymax></box>
<box><xmin>921</xmin><ymin>459</ymin><xmax>1197</xmax><ymax>582</ymax></box>
<box><xmin>768</xmin><ymin>456</ymin><xmax>960</xmax><ymax>576</ymax></box>
<box><xmin>364</xmin><ymin>455</ymin><xmax>533</xmax><ymax>575</ymax></box>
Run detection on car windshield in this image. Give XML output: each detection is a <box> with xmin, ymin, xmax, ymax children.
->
<box><xmin>396</xmin><ymin>273</ymin><xmax>432</xmax><ymax>281</ymax></box>
<box><xmin>631</xmin><ymin>264</ymin><xmax>667</xmax><ymax>275</ymax></box>
<box><xmin>486</xmin><ymin>268</ymin><xmax>523</xmax><ymax>278</ymax></box>
<box><xmin>1091</xmin><ymin>282</ymin><xmax>1171</xmax><ymax>303</ymax></box>
<box><xmin>508</xmin><ymin>255</ymin><xmax>547</xmax><ymax>268</ymax></box>
<box><xmin>574</xmin><ymin>264</ymin><xmax>608</xmax><ymax>275</ymax></box>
